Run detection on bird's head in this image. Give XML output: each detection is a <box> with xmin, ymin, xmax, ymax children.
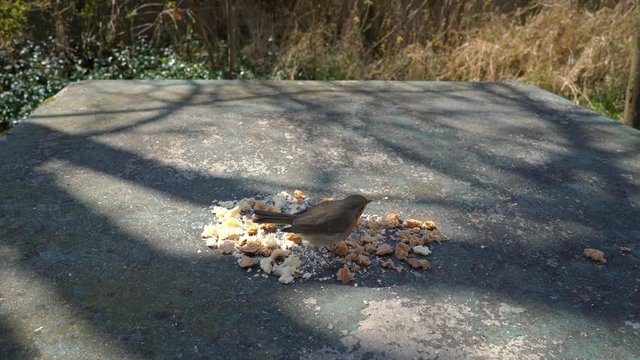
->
<box><xmin>344</xmin><ymin>194</ymin><xmax>372</xmax><ymax>210</ymax></box>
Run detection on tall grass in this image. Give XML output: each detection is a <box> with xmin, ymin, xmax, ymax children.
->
<box><xmin>1</xmin><ymin>0</ymin><xmax>635</xmax><ymax>129</ymax></box>
<box><xmin>443</xmin><ymin>1</ymin><xmax>632</xmax><ymax>119</ymax></box>
<box><xmin>268</xmin><ymin>0</ymin><xmax>633</xmax><ymax>118</ymax></box>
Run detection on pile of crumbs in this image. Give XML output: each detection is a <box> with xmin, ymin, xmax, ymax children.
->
<box><xmin>584</xmin><ymin>248</ymin><xmax>606</xmax><ymax>264</ymax></box>
<box><xmin>200</xmin><ymin>191</ymin><xmax>448</xmax><ymax>285</ymax></box>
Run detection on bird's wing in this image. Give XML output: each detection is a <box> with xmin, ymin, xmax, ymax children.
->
<box><xmin>282</xmin><ymin>225</ymin><xmax>329</xmax><ymax>233</ymax></box>
<box><xmin>293</xmin><ymin>207</ymin><xmax>311</xmax><ymax>215</ymax></box>
<box><xmin>289</xmin><ymin>205</ymin><xmax>354</xmax><ymax>233</ymax></box>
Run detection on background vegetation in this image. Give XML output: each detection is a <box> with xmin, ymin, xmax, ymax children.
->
<box><xmin>0</xmin><ymin>0</ymin><xmax>635</xmax><ymax>132</ymax></box>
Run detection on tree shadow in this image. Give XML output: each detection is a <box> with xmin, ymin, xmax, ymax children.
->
<box><xmin>1</xmin><ymin>80</ymin><xmax>639</xmax><ymax>358</ymax></box>
<box><xmin>0</xmin><ymin>315</ymin><xmax>41</xmax><ymax>359</ymax></box>
<box><xmin>251</xmin><ymin>80</ymin><xmax>640</xmax><ymax>321</ymax></box>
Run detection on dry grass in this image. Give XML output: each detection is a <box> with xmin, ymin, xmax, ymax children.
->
<box><xmin>263</xmin><ymin>0</ymin><xmax>633</xmax><ymax>118</ymax></box>
<box><xmin>10</xmin><ymin>0</ymin><xmax>635</xmax><ymax>119</ymax></box>
<box><xmin>441</xmin><ymin>1</ymin><xmax>633</xmax><ymax>115</ymax></box>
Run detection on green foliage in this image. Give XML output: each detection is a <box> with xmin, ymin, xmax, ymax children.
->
<box><xmin>0</xmin><ymin>39</ymin><xmax>219</xmax><ymax>131</ymax></box>
<box><xmin>0</xmin><ymin>40</ymin><xmax>67</xmax><ymax>130</ymax></box>
<box><xmin>0</xmin><ymin>0</ymin><xmax>630</xmax><ymax>131</ymax></box>
<box><xmin>79</xmin><ymin>43</ymin><xmax>222</xmax><ymax>80</ymax></box>
<box><xmin>587</xmin><ymin>93</ymin><xmax>624</xmax><ymax>121</ymax></box>
<box><xmin>0</xmin><ymin>0</ymin><xmax>31</xmax><ymax>44</ymax></box>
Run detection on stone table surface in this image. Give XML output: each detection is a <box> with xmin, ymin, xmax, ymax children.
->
<box><xmin>1</xmin><ymin>80</ymin><xmax>639</xmax><ymax>359</ymax></box>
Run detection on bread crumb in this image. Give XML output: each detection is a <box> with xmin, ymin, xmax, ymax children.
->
<box><xmin>201</xmin><ymin>193</ymin><xmax>449</xmax><ymax>285</ymax></box>
<box><xmin>337</xmin><ymin>266</ymin><xmax>354</xmax><ymax>284</ymax></box>
<box><xmin>238</xmin><ymin>240</ymin><xmax>262</xmax><ymax>255</ymax></box>
<box><xmin>364</xmin><ymin>243</ymin><xmax>377</xmax><ymax>254</ymax></box>
<box><xmin>348</xmin><ymin>242</ymin><xmax>363</xmax><ymax>255</ymax></box>
<box><xmin>621</xmin><ymin>246</ymin><xmax>631</xmax><ymax>253</ymax></box>
<box><xmin>278</xmin><ymin>272</ymin><xmax>295</xmax><ymax>284</ymax></box>
<box><xmin>270</xmin><ymin>248</ymin><xmax>290</xmax><ymax>260</ymax></box>
<box><xmin>257</xmin><ymin>245</ymin><xmax>272</xmax><ymax>257</ymax></box>
<box><xmin>406</xmin><ymin>257</ymin><xmax>420</xmax><ymax>268</ymax></box>
<box><xmin>380</xmin><ymin>259</ymin><xmax>395</xmax><ymax>269</ymax></box>
<box><xmin>262</xmin><ymin>234</ymin><xmax>279</xmax><ymax>249</ymax></box>
<box><xmin>395</xmin><ymin>242</ymin><xmax>410</xmax><ymax>261</ymax></box>
<box><xmin>409</xmin><ymin>235</ymin><xmax>424</xmax><ymax>247</ymax></box>
<box><xmin>359</xmin><ymin>233</ymin><xmax>376</xmax><ymax>244</ymax></box>
<box><xmin>293</xmin><ymin>189</ymin><xmax>306</xmax><ymax>203</ymax></box>
<box><xmin>356</xmin><ymin>254</ymin><xmax>372</xmax><ymax>266</ymax></box>
<box><xmin>403</xmin><ymin>219</ymin><xmax>422</xmax><ymax>228</ymax></box>
<box><xmin>274</xmin><ymin>255</ymin><xmax>302</xmax><ymax>284</ymax></box>
<box><xmin>375</xmin><ymin>243</ymin><xmax>394</xmax><ymax>256</ymax></box>
<box><xmin>222</xmin><ymin>217</ymin><xmax>242</xmax><ymax>228</ymax></box>
<box><xmin>238</xmin><ymin>256</ymin><xmax>259</xmax><ymax>268</ymax></box>
<box><xmin>219</xmin><ymin>240</ymin><xmax>236</xmax><ymax>254</ymax></box>
<box><xmin>407</xmin><ymin>257</ymin><xmax>430</xmax><ymax>270</ymax></box>
<box><xmin>201</xmin><ymin>224</ymin><xmax>217</xmax><ymax>238</ymax></box>
<box><xmin>216</xmin><ymin>226</ymin><xmax>245</xmax><ymax>240</ymax></box>
<box><xmin>367</xmin><ymin>218</ymin><xmax>383</xmax><ymax>233</ymax></box>
<box><xmin>242</xmin><ymin>215</ymin><xmax>254</xmax><ymax>224</ymax></box>
<box><xmin>421</xmin><ymin>233</ymin><xmax>434</xmax><ymax>245</ymax></box>
<box><xmin>282</xmin><ymin>254</ymin><xmax>302</xmax><ymax>269</ymax></box>
<box><xmin>333</xmin><ymin>241</ymin><xmax>350</xmax><ymax>257</ymax></box>
<box><xmin>261</xmin><ymin>223</ymin><xmax>277</xmax><ymax>232</ymax></box>
<box><xmin>584</xmin><ymin>248</ymin><xmax>606</xmax><ymax>263</ymax></box>
<box><xmin>343</xmin><ymin>252</ymin><xmax>358</xmax><ymax>264</ymax></box>
<box><xmin>386</xmin><ymin>213</ymin><xmax>401</xmax><ymax>228</ymax></box>
<box><xmin>260</xmin><ymin>257</ymin><xmax>273</xmax><ymax>274</ymax></box>
<box><xmin>399</xmin><ymin>230</ymin><xmax>416</xmax><ymax>243</ymax></box>
<box><xmin>422</xmin><ymin>220</ymin><xmax>437</xmax><ymax>230</ymax></box>
<box><xmin>431</xmin><ymin>229</ymin><xmax>447</xmax><ymax>242</ymax></box>
<box><xmin>205</xmin><ymin>237</ymin><xmax>218</xmax><ymax>248</ymax></box>
<box><xmin>412</xmin><ymin>245</ymin><xmax>431</xmax><ymax>256</ymax></box>
<box><xmin>227</xmin><ymin>206</ymin><xmax>242</xmax><ymax>218</ymax></box>
<box><xmin>246</xmin><ymin>224</ymin><xmax>259</xmax><ymax>236</ymax></box>
<box><xmin>212</xmin><ymin>206</ymin><xmax>231</xmax><ymax>218</ymax></box>
<box><xmin>286</xmin><ymin>233</ymin><xmax>303</xmax><ymax>244</ymax></box>
<box><xmin>321</xmin><ymin>197</ymin><xmax>334</xmax><ymax>202</ymax></box>
<box><xmin>387</xmin><ymin>213</ymin><xmax>401</xmax><ymax>221</ymax></box>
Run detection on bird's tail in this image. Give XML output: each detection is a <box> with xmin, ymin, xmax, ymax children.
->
<box><xmin>253</xmin><ymin>210</ymin><xmax>294</xmax><ymax>224</ymax></box>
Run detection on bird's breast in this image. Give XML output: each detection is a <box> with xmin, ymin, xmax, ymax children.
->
<box><xmin>300</xmin><ymin>232</ymin><xmax>347</xmax><ymax>248</ymax></box>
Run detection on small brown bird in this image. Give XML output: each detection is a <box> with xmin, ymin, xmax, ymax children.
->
<box><xmin>253</xmin><ymin>194</ymin><xmax>371</xmax><ymax>248</ymax></box>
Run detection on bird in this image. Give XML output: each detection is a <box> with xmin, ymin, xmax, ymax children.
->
<box><xmin>253</xmin><ymin>194</ymin><xmax>371</xmax><ymax>248</ymax></box>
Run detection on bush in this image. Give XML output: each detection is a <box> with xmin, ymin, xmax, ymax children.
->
<box><xmin>0</xmin><ymin>39</ymin><xmax>220</xmax><ymax>131</ymax></box>
<box><xmin>0</xmin><ymin>0</ymin><xmax>633</xmax><ymax>132</ymax></box>
<box><xmin>0</xmin><ymin>40</ymin><xmax>68</xmax><ymax>131</ymax></box>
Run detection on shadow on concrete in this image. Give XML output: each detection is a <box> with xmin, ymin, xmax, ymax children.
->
<box><xmin>1</xmin><ymin>80</ymin><xmax>639</xmax><ymax>358</ymax></box>
<box><xmin>0</xmin><ymin>315</ymin><xmax>40</xmax><ymax>359</ymax></box>
<box><xmin>255</xmin><ymin>80</ymin><xmax>640</xmax><ymax>319</ymax></box>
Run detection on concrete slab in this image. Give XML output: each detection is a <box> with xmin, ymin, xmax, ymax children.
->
<box><xmin>1</xmin><ymin>80</ymin><xmax>639</xmax><ymax>359</ymax></box>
